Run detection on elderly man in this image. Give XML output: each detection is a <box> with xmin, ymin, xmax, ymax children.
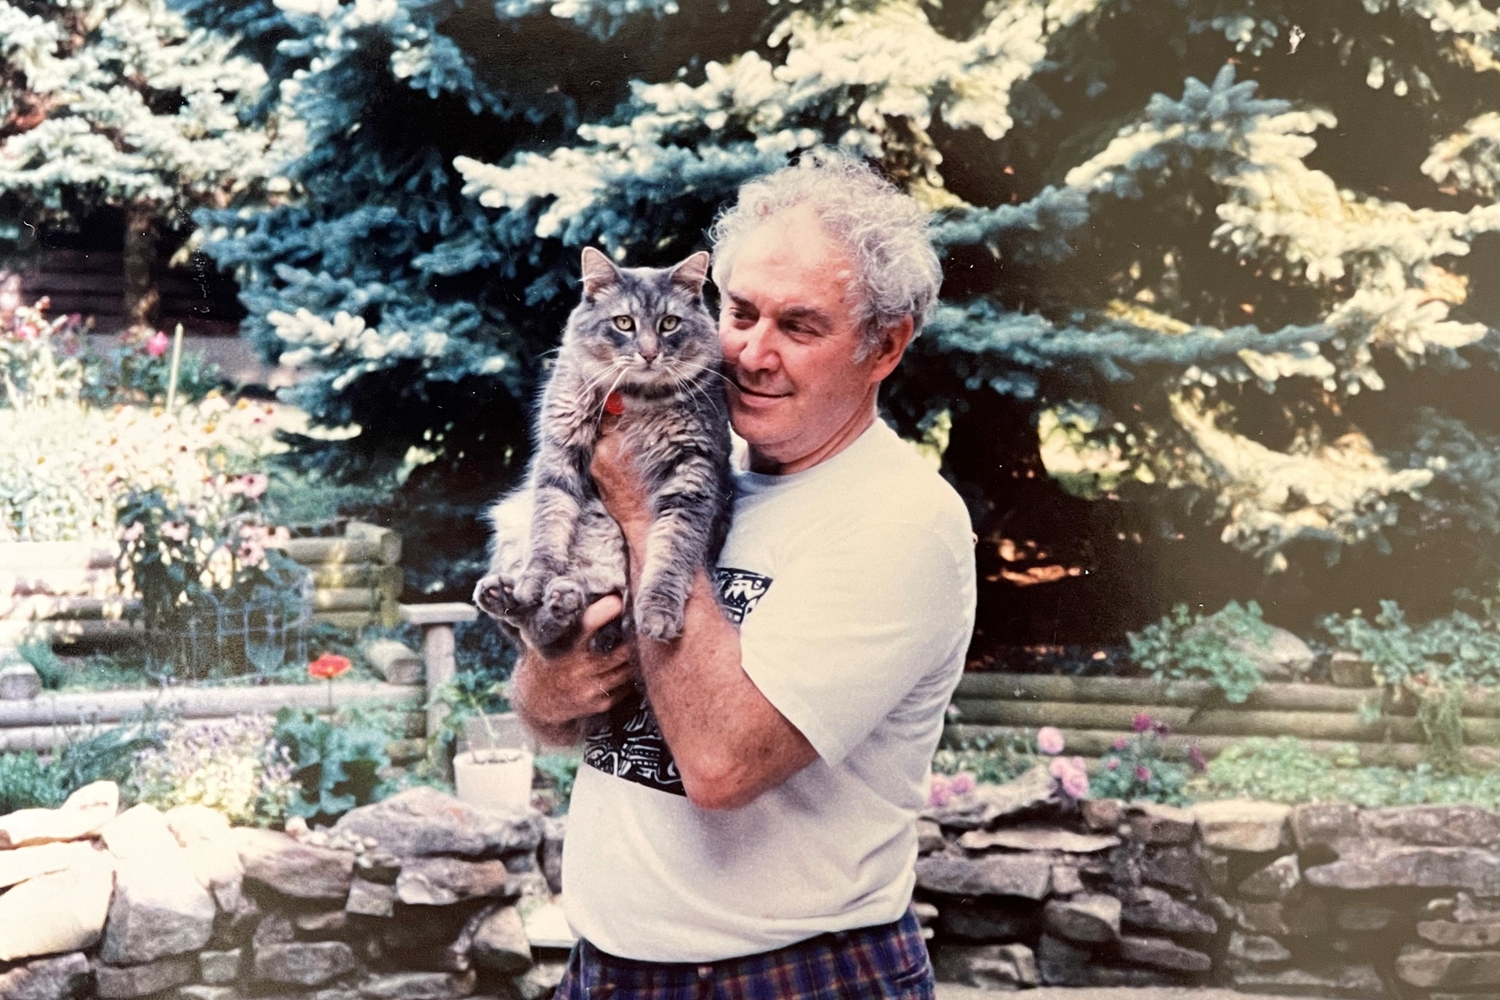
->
<box><xmin>510</xmin><ymin>154</ymin><xmax>976</xmax><ymax>999</ymax></box>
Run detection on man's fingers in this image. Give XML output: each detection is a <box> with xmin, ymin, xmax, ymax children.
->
<box><xmin>581</xmin><ymin>594</ymin><xmax>625</xmax><ymax>632</ymax></box>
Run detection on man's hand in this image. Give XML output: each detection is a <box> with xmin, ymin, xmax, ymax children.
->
<box><xmin>510</xmin><ymin>595</ymin><xmax>637</xmax><ymax>742</ymax></box>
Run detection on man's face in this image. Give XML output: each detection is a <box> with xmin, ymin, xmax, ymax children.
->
<box><xmin>718</xmin><ymin>205</ymin><xmax>884</xmax><ymax>473</ymax></box>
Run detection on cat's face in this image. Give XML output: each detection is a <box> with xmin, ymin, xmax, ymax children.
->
<box><xmin>564</xmin><ymin>249</ymin><xmax>719</xmax><ymax>398</ymax></box>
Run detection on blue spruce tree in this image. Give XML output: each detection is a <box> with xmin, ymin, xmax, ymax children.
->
<box><xmin>186</xmin><ymin>0</ymin><xmax>1500</xmax><ymax>636</ymax></box>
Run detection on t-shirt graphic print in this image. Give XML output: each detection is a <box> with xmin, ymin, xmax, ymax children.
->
<box><xmin>580</xmin><ymin>567</ymin><xmax>773</xmax><ymax>796</ymax></box>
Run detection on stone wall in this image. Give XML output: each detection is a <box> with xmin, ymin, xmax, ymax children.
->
<box><xmin>919</xmin><ymin>765</ymin><xmax>1500</xmax><ymax>999</ymax></box>
<box><xmin>0</xmin><ymin>784</ymin><xmax>568</xmax><ymax>1000</ymax></box>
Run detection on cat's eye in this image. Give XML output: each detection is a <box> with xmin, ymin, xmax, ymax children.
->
<box><xmin>659</xmin><ymin>316</ymin><xmax>680</xmax><ymax>333</ymax></box>
<box><xmin>612</xmin><ymin>316</ymin><xmax>635</xmax><ymax>332</ymax></box>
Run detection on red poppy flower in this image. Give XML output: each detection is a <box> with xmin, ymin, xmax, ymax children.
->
<box><xmin>308</xmin><ymin>653</ymin><xmax>352</xmax><ymax>680</ymax></box>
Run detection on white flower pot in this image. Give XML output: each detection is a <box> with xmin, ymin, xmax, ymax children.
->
<box><xmin>453</xmin><ymin>748</ymin><xmax>534</xmax><ymax>810</ymax></box>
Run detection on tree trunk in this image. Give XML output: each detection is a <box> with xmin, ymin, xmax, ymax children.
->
<box><xmin>122</xmin><ymin>200</ymin><xmax>160</xmax><ymax>335</ymax></box>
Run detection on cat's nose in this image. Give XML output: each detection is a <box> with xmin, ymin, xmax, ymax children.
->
<box><xmin>638</xmin><ymin>345</ymin><xmax>659</xmax><ymax>363</ymax></box>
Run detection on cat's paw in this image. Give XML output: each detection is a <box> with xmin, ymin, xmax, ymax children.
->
<box><xmin>531</xmin><ymin>578</ymin><xmax>586</xmax><ymax>647</ymax></box>
<box><xmin>512</xmin><ymin>565</ymin><xmax>551</xmax><ymax>608</ymax></box>
<box><xmin>472</xmin><ymin>573</ymin><xmax>513</xmax><ymax>620</ymax></box>
<box><xmin>635</xmin><ymin>599</ymin><xmax>684</xmax><ymax>642</ymax></box>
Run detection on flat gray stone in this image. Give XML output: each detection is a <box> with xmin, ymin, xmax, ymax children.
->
<box><xmin>471</xmin><ymin>905</ymin><xmax>531</xmax><ymax>975</ymax></box>
<box><xmin>347</xmin><ymin>877</ymin><xmax>396</xmax><ymax>918</ymax></box>
<box><xmin>917</xmin><ymin>819</ymin><xmax>945</xmax><ymax>855</ymax></box>
<box><xmin>253</xmin><ymin>941</ymin><xmax>359</xmax><ymax>986</ymax></box>
<box><xmin>357</xmin><ymin>972</ymin><xmax>477</xmax><ymax>1000</ymax></box>
<box><xmin>199</xmin><ymin>949</ymin><xmax>242</xmax><ymax>984</ymax></box>
<box><xmin>1227</xmin><ymin>930</ymin><xmax>1292</xmax><ymax>966</ymax></box>
<box><xmin>1192</xmin><ymin>800</ymin><xmax>1290</xmax><ymax>853</ymax></box>
<box><xmin>1117</xmin><ymin>935</ymin><xmax>1211</xmax><ymax>972</ymax></box>
<box><xmin>394</xmin><ymin>857</ymin><xmax>514</xmax><ymax>906</ymax></box>
<box><xmin>0</xmin><ymin>841</ymin><xmax>100</xmax><ymax>890</ymax></box>
<box><xmin>916</xmin><ymin>853</ymin><xmax>1051</xmax><ymax>899</ymax></box>
<box><xmin>1238</xmin><ymin>854</ymin><xmax>1301</xmax><ymax>900</ymax></box>
<box><xmin>296</xmin><ymin>909</ymin><xmax>350</xmax><ymax>935</ymax></box>
<box><xmin>1419</xmin><ymin>919</ymin><xmax>1500</xmax><ymax>948</ymax></box>
<box><xmin>1127</xmin><ymin>803</ymin><xmax>1196</xmax><ymax>845</ymax></box>
<box><xmin>176</xmin><ymin>988</ymin><xmax>237</xmax><ymax>1000</ymax></box>
<box><xmin>0</xmin><ymin>854</ymin><xmax>114</xmax><ymax>962</ymax></box>
<box><xmin>1397</xmin><ymin>946</ymin><xmax>1500</xmax><ymax>988</ymax></box>
<box><xmin>100</xmin><ymin>855</ymin><xmax>216</xmax><ymax>964</ymax></box>
<box><xmin>1291</xmin><ymin>803</ymin><xmax>1360</xmax><ymax>850</ymax></box>
<box><xmin>1140</xmin><ymin>846</ymin><xmax>1198</xmax><ymax>892</ymax></box>
<box><xmin>1337</xmin><ymin>905</ymin><xmax>1395</xmax><ymax>932</ymax></box>
<box><xmin>1036</xmin><ymin>935</ymin><xmax>1183</xmax><ymax>988</ymax></box>
<box><xmin>513</xmin><ymin>960</ymin><xmax>566</xmax><ymax>1000</ymax></box>
<box><xmin>1363</xmin><ymin>806</ymin><xmax>1500</xmax><ymax>849</ymax></box>
<box><xmin>101</xmin><ymin>804</ymin><xmax>180</xmax><ymax>860</ymax></box>
<box><xmin>922</xmin><ymin>765</ymin><xmax>1055</xmax><ymax>830</ymax></box>
<box><xmin>932</xmin><ymin>942</ymin><xmax>1038</xmax><ymax>989</ymax></box>
<box><xmin>232</xmin><ymin>828</ymin><xmax>353</xmax><ymax>901</ymax></box>
<box><xmin>0</xmin><ymin>952</ymin><xmax>90</xmax><ymax>1000</ymax></box>
<box><xmin>1042</xmin><ymin>894</ymin><xmax>1121</xmax><ymax>943</ymax></box>
<box><xmin>1306</xmin><ymin>845</ymin><xmax>1500</xmax><ymax>894</ymax></box>
<box><xmin>1118</xmin><ymin>886</ymin><xmax>1217</xmax><ymax>936</ymax></box>
<box><xmin>94</xmin><ymin>956</ymin><xmax>197</xmax><ymax>999</ymax></box>
<box><xmin>1236</xmin><ymin>898</ymin><xmax>1329</xmax><ymax>938</ymax></box>
<box><xmin>959</xmin><ymin>827</ymin><xmax>1119</xmax><ymax>853</ymax></box>
<box><xmin>333</xmin><ymin>787</ymin><xmax>540</xmax><ymax>858</ymax></box>
<box><xmin>1232</xmin><ymin>963</ymin><xmax>1388</xmax><ymax>997</ymax></box>
<box><xmin>0</xmin><ymin>781</ymin><xmax>117</xmax><ymax>849</ymax></box>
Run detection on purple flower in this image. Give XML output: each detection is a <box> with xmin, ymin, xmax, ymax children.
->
<box><xmin>1036</xmin><ymin>726</ymin><xmax>1065</xmax><ymax>755</ymax></box>
<box><xmin>1188</xmin><ymin>745</ymin><xmax>1208</xmax><ymax>773</ymax></box>
<box><xmin>1132</xmin><ymin>712</ymin><xmax>1153</xmax><ymax>734</ymax></box>
<box><xmin>949</xmin><ymin>772</ymin><xmax>976</xmax><ymax>797</ymax></box>
<box><xmin>1135</xmin><ymin>765</ymin><xmax>1153</xmax><ymax>783</ymax></box>
<box><xmin>1152</xmin><ymin>720</ymin><xmax>1171</xmax><ymax>738</ymax></box>
<box><xmin>1106</xmin><ymin>758</ymin><xmax>1119</xmax><ymax>771</ymax></box>
<box><xmin>927</xmin><ymin>773</ymin><xmax>952</xmax><ymax>809</ymax></box>
<box><xmin>1112</xmin><ymin>737</ymin><xmax>1129</xmax><ymax>751</ymax></box>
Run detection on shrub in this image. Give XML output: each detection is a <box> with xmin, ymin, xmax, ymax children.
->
<box><xmin>932</xmin><ymin>731</ymin><xmax>1037</xmax><ymax>787</ymax></box>
<box><xmin>1089</xmin><ymin>713</ymin><xmax>1200</xmax><ymax>806</ymax></box>
<box><xmin>1128</xmin><ymin>600</ymin><xmax>1271</xmax><ymax>704</ymax></box>
<box><xmin>0</xmin><ymin>722</ymin><xmax>162</xmax><ymax>813</ymax></box>
<box><xmin>131</xmin><ymin>715</ymin><xmax>296</xmax><ymax>826</ymax></box>
<box><xmin>273</xmin><ymin>707</ymin><xmax>394</xmax><ymax>825</ymax></box>
<box><xmin>1192</xmin><ymin>736</ymin><xmax>1500</xmax><ymax>809</ymax></box>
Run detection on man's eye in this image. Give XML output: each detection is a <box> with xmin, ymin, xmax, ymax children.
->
<box><xmin>612</xmin><ymin>316</ymin><xmax>635</xmax><ymax>332</ymax></box>
<box><xmin>659</xmin><ymin>316</ymin><xmax>680</xmax><ymax>332</ymax></box>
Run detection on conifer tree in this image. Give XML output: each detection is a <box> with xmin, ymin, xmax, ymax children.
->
<box><xmin>188</xmin><ymin>0</ymin><xmax>1500</xmax><ymax>630</ymax></box>
<box><xmin>0</xmin><ymin>0</ymin><xmax>276</xmax><ymax>331</ymax></box>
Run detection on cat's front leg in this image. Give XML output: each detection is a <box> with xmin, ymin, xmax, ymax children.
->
<box><xmin>634</xmin><ymin>472</ymin><xmax>725</xmax><ymax>641</ymax></box>
<box><xmin>515</xmin><ymin>465</ymin><xmax>589</xmax><ymax>606</ymax></box>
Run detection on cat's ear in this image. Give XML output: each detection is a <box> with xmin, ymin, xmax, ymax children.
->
<box><xmin>580</xmin><ymin>248</ymin><xmax>620</xmax><ymax>297</ymax></box>
<box><xmin>669</xmin><ymin>251</ymin><xmax>711</xmax><ymax>296</ymax></box>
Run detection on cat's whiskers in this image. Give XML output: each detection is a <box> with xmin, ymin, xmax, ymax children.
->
<box><xmin>580</xmin><ymin>357</ymin><xmax>630</xmax><ymax>397</ymax></box>
<box><xmin>593</xmin><ymin>365</ymin><xmax>632</xmax><ymax>420</ymax></box>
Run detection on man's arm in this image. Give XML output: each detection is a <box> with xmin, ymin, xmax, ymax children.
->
<box><xmin>592</xmin><ymin>433</ymin><xmax>818</xmax><ymax>811</ymax></box>
<box><xmin>509</xmin><ymin>595</ymin><xmax>638</xmax><ymax>746</ymax></box>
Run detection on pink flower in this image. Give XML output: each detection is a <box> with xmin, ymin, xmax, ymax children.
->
<box><xmin>14</xmin><ymin>323</ymin><xmax>37</xmax><ymax>341</ymax></box>
<box><xmin>1106</xmin><ymin>758</ymin><xmax>1119</xmax><ymax>771</ymax></box>
<box><xmin>1036</xmin><ymin>726</ymin><xmax>1065</xmax><ymax>755</ymax></box>
<box><xmin>1132</xmin><ymin>712</ymin><xmax>1153</xmax><ymax>734</ymax></box>
<box><xmin>1188</xmin><ymin>745</ymin><xmax>1208</xmax><ymax>773</ymax></box>
<box><xmin>1061</xmin><ymin>767</ymin><xmax>1089</xmax><ymax>800</ymax></box>
<box><xmin>927</xmin><ymin>773</ymin><xmax>952</xmax><ymax>809</ymax></box>
<box><xmin>161</xmin><ymin>521</ymin><xmax>189</xmax><ymax>542</ymax></box>
<box><xmin>239</xmin><ymin>473</ymin><xmax>269</xmax><ymax>500</ymax></box>
<box><xmin>1112</xmin><ymin>737</ymin><xmax>1129</xmax><ymax>751</ymax></box>
<box><xmin>949</xmin><ymin>772</ymin><xmax>976</xmax><ymax>797</ymax></box>
<box><xmin>1135</xmin><ymin>765</ymin><xmax>1153</xmax><ymax>783</ymax></box>
<box><xmin>1152</xmin><ymin>720</ymin><xmax>1171</xmax><ymax>738</ymax></box>
<box><xmin>121</xmin><ymin>522</ymin><xmax>145</xmax><ymax>542</ymax></box>
<box><xmin>1050</xmin><ymin>756</ymin><xmax>1089</xmax><ymax>799</ymax></box>
<box><xmin>146</xmin><ymin>330</ymin><xmax>171</xmax><ymax>357</ymax></box>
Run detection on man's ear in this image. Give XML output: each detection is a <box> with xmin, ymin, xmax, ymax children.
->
<box><xmin>669</xmin><ymin>251</ymin><xmax>711</xmax><ymax>296</ymax></box>
<box><xmin>581</xmin><ymin>247</ymin><xmax>621</xmax><ymax>297</ymax></box>
<box><xmin>866</xmin><ymin>315</ymin><xmax>916</xmax><ymax>383</ymax></box>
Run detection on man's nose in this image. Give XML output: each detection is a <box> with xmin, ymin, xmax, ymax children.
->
<box><xmin>727</xmin><ymin>318</ymin><xmax>775</xmax><ymax>371</ymax></box>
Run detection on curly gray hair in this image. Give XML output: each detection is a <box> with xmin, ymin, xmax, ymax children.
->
<box><xmin>708</xmin><ymin>152</ymin><xmax>943</xmax><ymax>358</ymax></box>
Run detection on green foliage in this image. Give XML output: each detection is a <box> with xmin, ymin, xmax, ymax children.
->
<box><xmin>1128</xmin><ymin>600</ymin><xmax>1270</xmax><ymax>703</ymax></box>
<box><xmin>260</xmin><ymin>467</ymin><xmax>395</xmax><ymax>529</ymax></box>
<box><xmin>131</xmin><ymin>715</ymin><xmax>295</xmax><ymax>826</ymax></box>
<box><xmin>932</xmin><ymin>731</ymin><xmax>1037</xmax><ymax>786</ymax></box>
<box><xmin>16</xmin><ymin>641</ymin><xmax>65</xmax><ymax>691</ymax></box>
<box><xmin>1193</xmin><ymin>736</ymin><xmax>1500</xmax><ymax>809</ymax></box>
<box><xmin>1090</xmin><ymin>715</ymin><xmax>1198</xmax><ymax>806</ymax></box>
<box><xmin>533</xmin><ymin>752</ymin><xmax>580</xmax><ymax>815</ymax></box>
<box><xmin>0</xmin><ymin>721</ymin><xmax>162</xmax><ymax>813</ymax></box>
<box><xmin>272</xmin><ymin>707</ymin><xmax>392</xmax><ymax>825</ymax></box>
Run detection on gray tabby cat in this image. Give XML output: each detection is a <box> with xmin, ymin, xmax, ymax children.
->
<box><xmin>472</xmin><ymin>248</ymin><xmax>732</xmax><ymax>653</ymax></box>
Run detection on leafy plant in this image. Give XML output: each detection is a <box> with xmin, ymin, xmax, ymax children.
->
<box><xmin>1129</xmin><ymin>600</ymin><xmax>1272</xmax><ymax>704</ymax></box>
<box><xmin>131</xmin><ymin>715</ymin><xmax>296</xmax><ymax>826</ymax></box>
<box><xmin>15</xmin><ymin>641</ymin><xmax>65</xmax><ymax>691</ymax></box>
<box><xmin>932</xmin><ymin>731</ymin><xmax>1037</xmax><ymax>786</ymax></box>
<box><xmin>273</xmin><ymin>707</ymin><xmax>393</xmax><ymax>824</ymax></box>
<box><xmin>1090</xmin><ymin>714</ymin><xmax>1200</xmax><ymax>806</ymax></box>
<box><xmin>1192</xmin><ymin>736</ymin><xmax>1500</xmax><ymax>809</ymax></box>
<box><xmin>0</xmin><ymin>721</ymin><xmax>163</xmax><ymax>813</ymax></box>
<box><xmin>533</xmin><ymin>753</ymin><xmax>580</xmax><ymax>815</ymax></box>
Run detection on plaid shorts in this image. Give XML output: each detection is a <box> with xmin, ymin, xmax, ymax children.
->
<box><xmin>552</xmin><ymin>906</ymin><xmax>935</xmax><ymax>1000</ymax></box>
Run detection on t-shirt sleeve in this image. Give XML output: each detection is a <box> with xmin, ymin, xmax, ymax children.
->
<box><xmin>736</xmin><ymin>520</ymin><xmax>975</xmax><ymax>767</ymax></box>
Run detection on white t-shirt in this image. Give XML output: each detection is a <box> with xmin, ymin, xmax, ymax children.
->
<box><xmin>563</xmin><ymin>418</ymin><xmax>977</xmax><ymax>962</ymax></box>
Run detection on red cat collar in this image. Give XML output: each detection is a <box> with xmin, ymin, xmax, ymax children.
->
<box><xmin>605</xmin><ymin>391</ymin><xmax>625</xmax><ymax>415</ymax></box>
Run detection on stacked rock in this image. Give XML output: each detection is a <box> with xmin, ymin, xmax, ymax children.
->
<box><xmin>0</xmin><ymin>785</ymin><xmax>568</xmax><ymax>1000</ymax></box>
<box><xmin>916</xmin><ymin>764</ymin><xmax>1227</xmax><ymax>990</ymax></box>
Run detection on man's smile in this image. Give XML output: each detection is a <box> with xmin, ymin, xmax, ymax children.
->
<box><xmin>726</xmin><ymin>372</ymin><xmax>792</xmax><ymax>400</ymax></box>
